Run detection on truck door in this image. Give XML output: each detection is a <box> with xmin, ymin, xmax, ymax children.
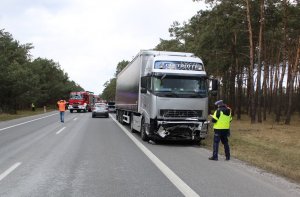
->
<box><xmin>140</xmin><ymin>76</ymin><xmax>152</xmax><ymax>123</ymax></box>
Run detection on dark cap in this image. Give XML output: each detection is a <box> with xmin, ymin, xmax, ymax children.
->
<box><xmin>215</xmin><ymin>100</ymin><xmax>224</xmax><ymax>106</ymax></box>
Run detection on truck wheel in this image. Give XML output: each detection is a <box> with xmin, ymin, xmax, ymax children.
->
<box><xmin>130</xmin><ymin>114</ymin><xmax>136</xmax><ymax>133</ymax></box>
<box><xmin>141</xmin><ymin>119</ymin><xmax>149</xmax><ymax>141</ymax></box>
<box><xmin>119</xmin><ymin>111</ymin><xmax>124</xmax><ymax>124</ymax></box>
<box><xmin>70</xmin><ymin>110</ymin><xmax>73</xmax><ymax>113</ymax></box>
<box><xmin>117</xmin><ymin>111</ymin><xmax>121</xmax><ymax>123</ymax></box>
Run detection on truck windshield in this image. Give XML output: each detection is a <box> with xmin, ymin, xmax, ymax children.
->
<box><xmin>152</xmin><ymin>76</ymin><xmax>208</xmax><ymax>98</ymax></box>
<box><xmin>70</xmin><ymin>94</ymin><xmax>83</xmax><ymax>99</ymax></box>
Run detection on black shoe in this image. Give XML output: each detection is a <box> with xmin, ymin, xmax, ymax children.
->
<box><xmin>209</xmin><ymin>157</ymin><xmax>218</xmax><ymax>161</ymax></box>
<box><xmin>225</xmin><ymin>157</ymin><xmax>230</xmax><ymax>161</ymax></box>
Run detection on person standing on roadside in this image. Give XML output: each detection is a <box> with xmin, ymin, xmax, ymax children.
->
<box><xmin>57</xmin><ymin>100</ymin><xmax>67</xmax><ymax>123</ymax></box>
<box><xmin>31</xmin><ymin>103</ymin><xmax>35</xmax><ymax>111</ymax></box>
<box><xmin>209</xmin><ymin>100</ymin><xmax>232</xmax><ymax>161</ymax></box>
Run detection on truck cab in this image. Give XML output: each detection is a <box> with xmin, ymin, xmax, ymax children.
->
<box><xmin>116</xmin><ymin>50</ymin><xmax>214</xmax><ymax>143</ymax></box>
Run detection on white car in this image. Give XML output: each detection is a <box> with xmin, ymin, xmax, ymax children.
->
<box><xmin>107</xmin><ymin>101</ymin><xmax>116</xmax><ymax>113</ymax></box>
<box><xmin>92</xmin><ymin>103</ymin><xmax>109</xmax><ymax>118</ymax></box>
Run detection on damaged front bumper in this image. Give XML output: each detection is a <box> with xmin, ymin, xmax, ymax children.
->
<box><xmin>154</xmin><ymin>120</ymin><xmax>209</xmax><ymax>141</ymax></box>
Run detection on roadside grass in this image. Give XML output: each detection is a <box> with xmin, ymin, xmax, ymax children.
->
<box><xmin>202</xmin><ymin>114</ymin><xmax>300</xmax><ymax>184</ymax></box>
<box><xmin>0</xmin><ymin>108</ymin><xmax>54</xmax><ymax>121</ymax></box>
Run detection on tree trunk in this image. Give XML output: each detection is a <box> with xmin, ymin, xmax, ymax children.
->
<box><xmin>247</xmin><ymin>67</ymin><xmax>251</xmax><ymax>116</ymax></box>
<box><xmin>298</xmin><ymin>75</ymin><xmax>300</xmax><ymax>114</ymax></box>
<box><xmin>263</xmin><ymin>59</ymin><xmax>269</xmax><ymax>121</ymax></box>
<box><xmin>275</xmin><ymin>60</ymin><xmax>286</xmax><ymax>122</ymax></box>
<box><xmin>263</xmin><ymin>37</ymin><xmax>271</xmax><ymax>120</ymax></box>
<box><xmin>230</xmin><ymin>32</ymin><xmax>238</xmax><ymax>116</ymax></box>
<box><xmin>237</xmin><ymin>64</ymin><xmax>243</xmax><ymax>120</ymax></box>
<box><xmin>285</xmin><ymin>37</ymin><xmax>300</xmax><ymax>124</ymax></box>
<box><xmin>256</xmin><ymin>0</ymin><xmax>265</xmax><ymax>123</ymax></box>
<box><xmin>273</xmin><ymin>56</ymin><xmax>279</xmax><ymax>114</ymax></box>
<box><xmin>285</xmin><ymin>51</ymin><xmax>293</xmax><ymax>116</ymax></box>
<box><xmin>275</xmin><ymin>0</ymin><xmax>288</xmax><ymax>123</ymax></box>
<box><xmin>245</xmin><ymin>0</ymin><xmax>256</xmax><ymax>123</ymax></box>
<box><xmin>268</xmin><ymin>51</ymin><xmax>275</xmax><ymax>114</ymax></box>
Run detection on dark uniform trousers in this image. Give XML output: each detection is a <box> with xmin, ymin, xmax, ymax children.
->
<box><xmin>213</xmin><ymin>129</ymin><xmax>230</xmax><ymax>160</ymax></box>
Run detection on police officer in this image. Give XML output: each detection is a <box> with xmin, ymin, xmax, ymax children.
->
<box><xmin>209</xmin><ymin>100</ymin><xmax>232</xmax><ymax>161</ymax></box>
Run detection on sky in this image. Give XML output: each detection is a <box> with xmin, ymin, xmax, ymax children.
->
<box><xmin>0</xmin><ymin>0</ymin><xmax>207</xmax><ymax>95</ymax></box>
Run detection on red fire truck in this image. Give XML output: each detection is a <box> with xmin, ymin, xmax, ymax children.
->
<box><xmin>68</xmin><ymin>91</ymin><xmax>94</xmax><ymax>113</ymax></box>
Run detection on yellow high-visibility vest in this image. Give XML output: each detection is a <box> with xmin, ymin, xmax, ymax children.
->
<box><xmin>212</xmin><ymin>110</ymin><xmax>232</xmax><ymax>129</ymax></box>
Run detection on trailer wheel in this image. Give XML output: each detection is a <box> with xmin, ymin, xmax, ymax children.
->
<box><xmin>116</xmin><ymin>112</ymin><xmax>119</xmax><ymax>122</ymax></box>
<box><xmin>141</xmin><ymin>118</ymin><xmax>149</xmax><ymax>141</ymax></box>
<box><xmin>117</xmin><ymin>111</ymin><xmax>121</xmax><ymax>123</ymax></box>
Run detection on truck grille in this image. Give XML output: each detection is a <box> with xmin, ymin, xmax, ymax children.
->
<box><xmin>160</xmin><ymin>109</ymin><xmax>202</xmax><ymax>118</ymax></box>
<box><xmin>72</xmin><ymin>102</ymin><xmax>80</xmax><ymax>108</ymax></box>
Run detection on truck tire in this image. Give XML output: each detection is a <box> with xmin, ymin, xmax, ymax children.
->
<box><xmin>117</xmin><ymin>111</ymin><xmax>122</xmax><ymax>123</ymax></box>
<box><xmin>141</xmin><ymin>118</ymin><xmax>149</xmax><ymax>141</ymax></box>
<box><xmin>119</xmin><ymin>111</ymin><xmax>124</xmax><ymax>124</ymax></box>
<box><xmin>130</xmin><ymin>114</ymin><xmax>136</xmax><ymax>133</ymax></box>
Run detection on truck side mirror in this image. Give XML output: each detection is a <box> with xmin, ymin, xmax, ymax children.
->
<box><xmin>212</xmin><ymin>79</ymin><xmax>218</xmax><ymax>91</ymax></box>
<box><xmin>141</xmin><ymin>88</ymin><xmax>147</xmax><ymax>94</ymax></box>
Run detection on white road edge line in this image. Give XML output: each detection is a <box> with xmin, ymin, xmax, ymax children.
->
<box><xmin>0</xmin><ymin>162</ymin><xmax>22</xmax><ymax>181</ymax></box>
<box><xmin>110</xmin><ymin>114</ymin><xmax>200</xmax><ymax>197</ymax></box>
<box><xmin>56</xmin><ymin>127</ymin><xmax>66</xmax><ymax>135</ymax></box>
<box><xmin>0</xmin><ymin>113</ymin><xmax>57</xmax><ymax>132</ymax></box>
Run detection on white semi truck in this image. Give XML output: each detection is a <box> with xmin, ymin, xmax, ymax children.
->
<box><xmin>115</xmin><ymin>50</ymin><xmax>217</xmax><ymax>142</ymax></box>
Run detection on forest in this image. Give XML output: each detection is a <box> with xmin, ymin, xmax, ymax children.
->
<box><xmin>102</xmin><ymin>0</ymin><xmax>300</xmax><ymax>124</ymax></box>
<box><xmin>0</xmin><ymin>29</ymin><xmax>83</xmax><ymax>114</ymax></box>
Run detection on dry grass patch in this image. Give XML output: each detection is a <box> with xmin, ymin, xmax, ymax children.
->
<box><xmin>0</xmin><ymin>108</ymin><xmax>54</xmax><ymax>121</ymax></box>
<box><xmin>203</xmin><ymin>114</ymin><xmax>300</xmax><ymax>184</ymax></box>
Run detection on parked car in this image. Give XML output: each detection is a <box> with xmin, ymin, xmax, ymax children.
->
<box><xmin>92</xmin><ymin>103</ymin><xmax>109</xmax><ymax>118</ymax></box>
<box><xmin>107</xmin><ymin>101</ymin><xmax>116</xmax><ymax>113</ymax></box>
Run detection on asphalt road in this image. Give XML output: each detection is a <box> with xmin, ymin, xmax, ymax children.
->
<box><xmin>0</xmin><ymin>111</ymin><xmax>299</xmax><ymax>197</ymax></box>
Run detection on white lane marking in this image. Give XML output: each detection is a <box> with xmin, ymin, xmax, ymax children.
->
<box><xmin>56</xmin><ymin>127</ymin><xmax>66</xmax><ymax>135</ymax></box>
<box><xmin>0</xmin><ymin>162</ymin><xmax>22</xmax><ymax>181</ymax></box>
<box><xmin>73</xmin><ymin>118</ymin><xmax>77</xmax><ymax>121</ymax></box>
<box><xmin>0</xmin><ymin>113</ymin><xmax>57</xmax><ymax>132</ymax></box>
<box><xmin>110</xmin><ymin>114</ymin><xmax>200</xmax><ymax>197</ymax></box>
